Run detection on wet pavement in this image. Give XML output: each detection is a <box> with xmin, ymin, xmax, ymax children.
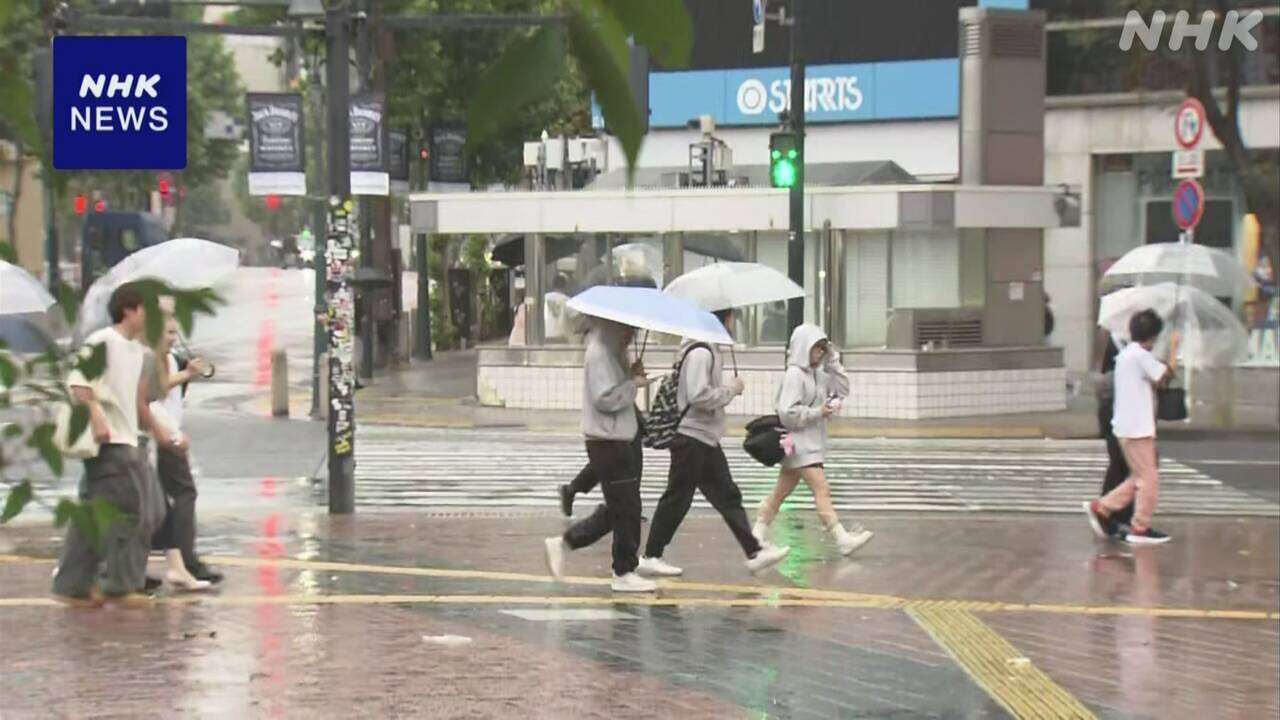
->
<box><xmin>2</xmin><ymin>505</ymin><xmax>1277</xmax><ymax>718</ymax></box>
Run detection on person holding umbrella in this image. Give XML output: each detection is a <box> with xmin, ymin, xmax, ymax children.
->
<box><xmin>640</xmin><ymin>307</ymin><xmax>791</xmax><ymax>578</ymax></box>
<box><xmin>753</xmin><ymin>324</ymin><xmax>873</xmax><ymax>556</ymax></box>
<box><xmin>543</xmin><ymin>317</ymin><xmax>655</xmax><ymax>592</ymax></box>
<box><xmin>1083</xmin><ymin>309</ymin><xmax>1175</xmax><ymax>545</ymax></box>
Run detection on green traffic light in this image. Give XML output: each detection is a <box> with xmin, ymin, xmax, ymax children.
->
<box><xmin>771</xmin><ymin>158</ymin><xmax>797</xmax><ymax>188</ymax></box>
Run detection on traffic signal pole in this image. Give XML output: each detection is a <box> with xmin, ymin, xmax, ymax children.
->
<box><xmin>786</xmin><ymin>0</ymin><xmax>806</xmax><ymax>334</ymax></box>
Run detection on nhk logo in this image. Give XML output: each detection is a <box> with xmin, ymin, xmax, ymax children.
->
<box><xmin>53</xmin><ymin>35</ymin><xmax>187</xmax><ymax>170</ymax></box>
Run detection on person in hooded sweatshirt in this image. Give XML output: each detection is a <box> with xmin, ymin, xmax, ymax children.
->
<box><xmin>543</xmin><ymin>319</ymin><xmax>657</xmax><ymax>593</ymax></box>
<box><xmin>640</xmin><ymin>308</ymin><xmax>791</xmax><ymax>578</ymax></box>
<box><xmin>754</xmin><ymin>324</ymin><xmax>874</xmax><ymax>556</ymax></box>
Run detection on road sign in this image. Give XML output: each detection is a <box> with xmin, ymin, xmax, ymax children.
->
<box><xmin>1172</xmin><ymin>148</ymin><xmax>1204</xmax><ymax>179</ymax></box>
<box><xmin>1174</xmin><ymin>97</ymin><xmax>1206</xmax><ymax>149</ymax></box>
<box><xmin>1172</xmin><ymin>178</ymin><xmax>1205</xmax><ymax>231</ymax></box>
<box><xmin>752</xmin><ymin>0</ymin><xmax>765</xmax><ymax>53</ymax></box>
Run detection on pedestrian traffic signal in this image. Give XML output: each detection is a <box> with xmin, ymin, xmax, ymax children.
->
<box><xmin>769</xmin><ymin>132</ymin><xmax>799</xmax><ymax>188</ymax></box>
<box><xmin>73</xmin><ymin>194</ymin><xmax>87</xmax><ymax>215</ymax></box>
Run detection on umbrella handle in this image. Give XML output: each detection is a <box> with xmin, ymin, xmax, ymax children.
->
<box><xmin>730</xmin><ymin>344</ymin><xmax>739</xmax><ymax>377</ymax></box>
<box><xmin>639</xmin><ymin>330</ymin><xmax>649</xmax><ymax>362</ymax></box>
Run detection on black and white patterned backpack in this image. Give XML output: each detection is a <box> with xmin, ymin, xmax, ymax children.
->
<box><xmin>642</xmin><ymin>342</ymin><xmax>710</xmax><ymax>449</ymax></box>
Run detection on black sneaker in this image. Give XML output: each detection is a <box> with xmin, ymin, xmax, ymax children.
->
<box><xmin>143</xmin><ymin>576</ymin><xmax>163</xmax><ymax>593</ymax></box>
<box><xmin>1125</xmin><ymin>527</ymin><xmax>1171</xmax><ymax>545</ymax></box>
<box><xmin>558</xmin><ymin>484</ymin><xmax>574</xmax><ymax>517</ymax></box>
<box><xmin>188</xmin><ymin>562</ymin><xmax>225</xmax><ymax>585</ymax></box>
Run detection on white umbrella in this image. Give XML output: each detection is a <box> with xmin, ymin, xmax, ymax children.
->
<box><xmin>1102</xmin><ymin>242</ymin><xmax>1256</xmax><ymax>297</ymax></box>
<box><xmin>567</xmin><ymin>285</ymin><xmax>733</xmax><ymax>345</ymax></box>
<box><xmin>78</xmin><ymin>238</ymin><xmax>240</xmax><ymax>335</ymax></box>
<box><xmin>0</xmin><ymin>260</ymin><xmax>57</xmax><ymax>315</ymax></box>
<box><xmin>1098</xmin><ymin>283</ymin><xmax>1248</xmax><ymax>369</ymax></box>
<box><xmin>663</xmin><ymin>261</ymin><xmax>805</xmax><ymax>312</ymax></box>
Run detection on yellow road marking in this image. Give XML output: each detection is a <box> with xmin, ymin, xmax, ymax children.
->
<box><xmin>3</xmin><ymin>554</ymin><xmax>1276</xmax><ymax>620</ymax></box>
<box><xmin>910</xmin><ymin>606</ymin><xmax>1097</xmax><ymax>719</ymax></box>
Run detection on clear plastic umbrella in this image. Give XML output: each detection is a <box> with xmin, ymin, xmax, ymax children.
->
<box><xmin>1098</xmin><ymin>282</ymin><xmax>1248</xmax><ymax>368</ymax></box>
<box><xmin>567</xmin><ymin>285</ymin><xmax>733</xmax><ymax>345</ymax></box>
<box><xmin>0</xmin><ymin>260</ymin><xmax>56</xmax><ymax>315</ymax></box>
<box><xmin>1102</xmin><ymin>241</ymin><xmax>1256</xmax><ymax>297</ymax></box>
<box><xmin>663</xmin><ymin>261</ymin><xmax>805</xmax><ymax>312</ymax></box>
<box><xmin>77</xmin><ymin>238</ymin><xmax>240</xmax><ymax>336</ymax></box>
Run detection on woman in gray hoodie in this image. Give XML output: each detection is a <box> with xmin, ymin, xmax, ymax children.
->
<box><xmin>543</xmin><ymin>318</ymin><xmax>656</xmax><ymax>593</ymax></box>
<box><xmin>754</xmin><ymin>323</ymin><xmax>873</xmax><ymax>556</ymax></box>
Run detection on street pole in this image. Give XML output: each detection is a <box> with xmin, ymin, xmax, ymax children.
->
<box><xmin>414</xmin><ymin>232</ymin><xmax>432</xmax><ymax>360</ymax></box>
<box><xmin>325</xmin><ymin>1</ymin><xmax>356</xmax><ymax>514</ymax></box>
<box><xmin>786</xmin><ymin>0</ymin><xmax>805</xmax><ymax>335</ymax></box>
<box><xmin>310</xmin><ymin>47</ymin><xmax>328</xmax><ymax>421</ymax></box>
<box><xmin>356</xmin><ymin>0</ymin><xmax>376</xmax><ymax>382</ymax></box>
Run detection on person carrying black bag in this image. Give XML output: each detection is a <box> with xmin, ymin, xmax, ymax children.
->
<box><xmin>1093</xmin><ymin>328</ymin><xmax>1134</xmax><ymax>535</ymax></box>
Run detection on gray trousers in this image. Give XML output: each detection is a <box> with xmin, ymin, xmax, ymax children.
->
<box><xmin>52</xmin><ymin>445</ymin><xmax>145</xmax><ymax>598</ymax></box>
<box><xmin>125</xmin><ymin>438</ymin><xmax>167</xmax><ymax>586</ymax></box>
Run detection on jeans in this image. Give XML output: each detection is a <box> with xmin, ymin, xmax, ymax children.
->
<box><xmin>646</xmin><ymin>434</ymin><xmax>761</xmax><ymax>560</ymax></box>
<box><xmin>563</xmin><ymin>440</ymin><xmax>643</xmax><ymax>577</ymax></box>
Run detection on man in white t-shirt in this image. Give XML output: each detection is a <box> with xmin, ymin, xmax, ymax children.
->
<box><xmin>52</xmin><ymin>285</ymin><xmax>182</xmax><ymax>606</ymax></box>
<box><xmin>1083</xmin><ymin>309</ymin><xmax>1174</xmax><ymax>545</ymax></box>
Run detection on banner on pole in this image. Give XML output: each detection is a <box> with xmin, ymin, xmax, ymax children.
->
<box><xmin>247</xmin><ymin>93</ymin><xmax>306</xmax><ymax>196</ymax></box>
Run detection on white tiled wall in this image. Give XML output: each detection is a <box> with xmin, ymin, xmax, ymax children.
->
<box><xmin>478</xmin><ymin>365</ymin><xmax>1067</xmax><ymax>419</ymax></box>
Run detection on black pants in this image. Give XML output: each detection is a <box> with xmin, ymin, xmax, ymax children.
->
<box><xmin>567</xmin><ymin>429</ymin><xmax>642</xmax><ymax>496</ymax></box>
<box><xmin>1097</xmin><ymin>395</ymin><xmax>1134</xmax><ymax>525</ymax></box>
<box><xmin>150</xmin><ymin>446</ymin><xmax>199</xmax><ymax>567</ymax></box>
<box><xmin>646</xmin><ymin>434</ymin><xmax>761</xmax><ymax>560</ymax></box>
<box><xmin>563</xmin><ymin>440</ymin><xmax>643</xmax><ymax>577</ymax></box>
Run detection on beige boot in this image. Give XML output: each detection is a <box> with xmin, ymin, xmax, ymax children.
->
<box><xmin>164</xmin><ymin>549</ymin><xmax>212</xmax><ymax>592</ymax></box>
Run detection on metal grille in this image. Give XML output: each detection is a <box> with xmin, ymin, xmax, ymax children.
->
<box><xmin>961</xmin><ymin>23</ymin><xmax>983</xmax><ymax>56</ymax></box>
<box><xmin>915</xmin><ymin>319</ymin><xmax>984</xmax><ymax>348</ymax></box>
<box><xmin>990</xmin><ymin>20</ymin><xmax>1043</xmax><ymax>58</ymax></box>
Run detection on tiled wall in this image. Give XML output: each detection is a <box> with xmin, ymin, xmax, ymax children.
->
<box><xmin>478</xmin><ymin>365</ymin><xmax>1066</xmax><ymax>419</ymax></box>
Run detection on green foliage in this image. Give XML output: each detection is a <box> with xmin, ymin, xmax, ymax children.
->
<box><xmin>428</xmin><ymin>235</ymin><xmax>457</xmax><ymax>350</ymax></box>
<box><xmin>0</xmin><ymin>480</ymin><xmax>32</xmax><ymax>523</ymax></box>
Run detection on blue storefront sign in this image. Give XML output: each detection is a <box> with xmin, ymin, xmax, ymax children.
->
<box><xmin>53</xmin><ymin>35</ymin><xmax>187</xmax><ymax>170</ymax></box>
<box><xmin>593</xmin><ymin>57</ymin><xmax>957</xmax><ymax>130</ymax></box>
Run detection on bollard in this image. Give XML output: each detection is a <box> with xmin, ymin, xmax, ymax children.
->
<box><xmin>271</xmin><ymin>349</ymin><xmax>289</xmax><ymax>418</ymax></box>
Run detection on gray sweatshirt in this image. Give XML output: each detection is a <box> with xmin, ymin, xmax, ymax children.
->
<box><xmin>677</xmin><ymin>337</ymin><xmax>739</xmax><ymax>447</ymax></box>
<box><xmin>581</xmin><ymin>321</ymin><xmax>639</xmax><ymax>441</ymax></box>
<box><xmin>776</xmin><ymin>324</ymin><xmax>849</xmax><ymax>469</ymax></box>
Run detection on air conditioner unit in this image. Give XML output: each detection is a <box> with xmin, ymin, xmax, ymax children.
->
<box><xmin>886</xmin><ymin>308</ymin><xmax>985</xmax><ymax>350</ymax></box>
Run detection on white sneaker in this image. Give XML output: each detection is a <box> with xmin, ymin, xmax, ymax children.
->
<box><xmin>745</xmin><ymin>543</ymin><xmax>790</xmax><ymax>575</ymax></box>
<box><xmin>611</xmin><ymin>572</ymin><xmax>658</xmax><ymax>593</ymax></box>
<box><xmin>544</xmin><ymin>537</ymin><xmax>567</xmax><ymax>580</ymax></box>
<box><xmin>751</xmin><ymin>521</ymin><xmax>770</xmax><ymax>544</ymax></box>
<box><xmin>831</xmin><ymin>524</ymin><xmax>874</xmax><ymax>556</ymax></box>
<box><xmin>637</xmin><ymin>556</ymin><xmax>683</xmax><ymax>577</ymax></box>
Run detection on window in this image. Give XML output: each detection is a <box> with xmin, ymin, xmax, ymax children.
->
<box><xmin>844</xmin><ymin>232</ymin><xmax>890</xmax><ymax>348</ymax></box>
<box><xmin>892</xmin><ymin>229</ymin><xmax>961</xmax><ymax>309</ymax></box>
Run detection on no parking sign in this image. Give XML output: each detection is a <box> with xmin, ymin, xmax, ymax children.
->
<box><xmin>1172</xmin><ymin>178</ymin><xmax>1205</xmax><ymax>231</ymax></box>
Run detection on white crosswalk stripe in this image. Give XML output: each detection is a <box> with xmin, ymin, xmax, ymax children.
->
<box><xmin>353</xmin><ymin>427</ymin><xmax>1279</xmax><ymax>516</ymax></box>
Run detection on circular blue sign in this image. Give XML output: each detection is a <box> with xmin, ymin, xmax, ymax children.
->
<box><xmin>1172</xmin><ymin>178</ymin><xmax>1204</xmax><ymax>231</ymax></box>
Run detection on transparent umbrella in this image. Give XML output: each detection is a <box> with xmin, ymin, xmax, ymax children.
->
<box><xmin>1101</xmin><ymin>241</ymin><xmax>1255</xmax><ymax>297</ymax></box>
<box><xmin>1098</xmin><ymin>282</ymin><xmax>1248</xmax><ymax>368</ymax></box>
<box><xmin>0</xmin><ymin>260</ymin><xmax>56</xmax><ymax>316</ymax></box>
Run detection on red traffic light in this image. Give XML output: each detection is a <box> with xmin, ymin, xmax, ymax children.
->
<box><xmin>264</xmin><ymin>193</ymin><xmax>281</xmax><ymax>211</ymax></box>
<box><xmin>158</xmin><ymin>178</ymin><xmax>170</xmax><ymax>196</ymax></box>
<box><xmin>93</xmin><ymin>199</ymin><xmax>106</xmax><ymax>212</ymax></box>
<box><xmin>419</xmin><ymin>148</ymin><xmax>429</xmax><ymax>161</ymax></box>
<box><xmin>74</xmin><ymin>194</ymin><xmax>87</xmax><ymax>215</ymax></box>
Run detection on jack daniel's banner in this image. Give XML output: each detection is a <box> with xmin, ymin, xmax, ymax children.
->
<box><xmin>350</xmin><ymin>94</ymin><xmax>389</xmax><ymax>196</ymax></box>
<box><xmin>246</xmin><ymin>93</ymin><xmax>306</xmax><ymax>196</ymax></box>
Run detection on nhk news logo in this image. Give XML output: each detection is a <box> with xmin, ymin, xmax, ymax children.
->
<box><xmin>1119</xmin><ymin>9</ymin><xmax>1265</xmax><ymax>52</ymax></box>
<box><xmin>53</xmin><ymin>35</ymin><xmax>187</xmax><ymax>170</ymax></box>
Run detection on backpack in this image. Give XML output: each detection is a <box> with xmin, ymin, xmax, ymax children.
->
<box><xmin>642</xmin><ymin>342</ymin><xmax>710</xmax><ymax>449</ymax></box>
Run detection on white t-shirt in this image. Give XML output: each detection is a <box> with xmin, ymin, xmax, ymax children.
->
<box><xmin>1111</xmin><ymin>343</ymin><xmax>1168</xmax><ymax>439</ymax></box>
<box><xmin>156</xmin><ymin>353</ymin><xmax>185</xmax><ymax>432</ymax></box>
<box><xmin>68</xmin><ymin>326</ymin><xmax>145</xmax><ymax>447</ymax></box>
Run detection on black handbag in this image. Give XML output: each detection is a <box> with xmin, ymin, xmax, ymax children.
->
<box><xmin>1156</xmin><ymin>387</ymin><xmax>1187</xmax><ymax>421</ymax></box>
<box><xmin>743</xmin><ymin>414</ymin><xmax>785</xmax><ymax>467</ymax></box>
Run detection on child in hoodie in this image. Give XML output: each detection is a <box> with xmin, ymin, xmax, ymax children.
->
<box><xmin>754</xmin><ymin>324</ymin><xmax>873</xmax><ymax>556</ymax></box>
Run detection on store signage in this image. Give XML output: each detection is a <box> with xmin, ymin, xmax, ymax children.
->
<box><xmin>592</xmin><ymin>58</ymin><xmax>958</xmax><ymax>129</ymax></box>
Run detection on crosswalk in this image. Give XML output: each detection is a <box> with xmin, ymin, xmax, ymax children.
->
<box><xmin>353</xmin><ymin>426</ymin><xmax>1279</xmax><ymax>517</ymax></box>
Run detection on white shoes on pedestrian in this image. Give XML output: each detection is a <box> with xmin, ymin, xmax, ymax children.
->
<box><xmin>637</xmin><ymin>556</ymin><xmax>683</xmax><ymax>577</ymax></box>
<box><xmin>745</xmin><ymin>543</ymin><xmax>790</xmax><ymax>575</ymax></box>
<box><xmin>611</xmin><ymin>572</ymin><xmax>658</xmax><ymax>593</ymax></box>
<box><xmin>544</xmin><ymin>537</ymin><xmax>567</xmax><ymax>580</ymax></box>
<box><xmin>164</xmin><ymin>550</ymin><xmax>212</xmax><ymax>592</ymax></box>
<box><xmin>751</xmin><ymin>520</ymin><xmax>770</xmax><ymax>545</ymax></box>
<box><xmin>829</xmin><ymin>523</ymin><xmax>874</xmax><ymax>557</ymax></box>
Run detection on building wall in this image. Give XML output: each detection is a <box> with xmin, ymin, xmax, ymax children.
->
<box><xmin>0</xmin><ymin>146</ymin><xmax>47</xmax><ymax>278</ymax></box>
<box><xmin>1043</xmin><ymin>90</ymin><xmax>1280</xmax><ymax>377</ymax></box>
